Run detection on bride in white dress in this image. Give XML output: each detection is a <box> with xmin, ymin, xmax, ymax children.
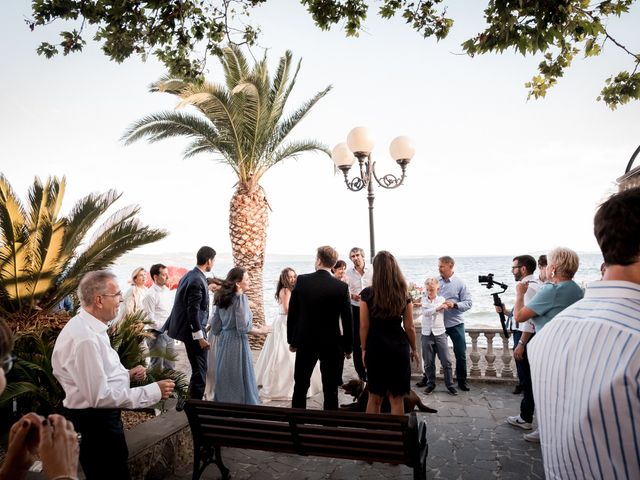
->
<box><xmin>255</xmin><ymin>268</ymin><xmax>322</xmax><ymax>402</ymax></box>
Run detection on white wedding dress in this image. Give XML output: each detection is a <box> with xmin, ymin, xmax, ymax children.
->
<box><xmin>255</xmin><ymin>305</ymin><xmax>322</xmax><ymax>402</ymax></box>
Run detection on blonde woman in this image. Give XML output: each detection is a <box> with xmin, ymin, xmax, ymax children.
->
<box><xmin>123</xmin><ymin>267</ymin><xmax>148</xmax><ymax>316</ymax></box>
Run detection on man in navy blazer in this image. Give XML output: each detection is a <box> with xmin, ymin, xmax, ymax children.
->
<box><xmin>288</xmin><ymin>246</ymin><xmax>353</xmax><ymax>410</ymax></box>
<box><xmin>165</xmin><ymin>246</ymin><xmax>216</xmax><ymax>399</ymax></box>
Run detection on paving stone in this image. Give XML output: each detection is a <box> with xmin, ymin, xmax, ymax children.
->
<box><xmin>464</xmin><ymin>405</ymin><xmax>493</xmax><ymax>419</ymax></box>
<box><xmin>448</xmin><ymin>408</ymin><xmax>468</xmax><ymax>417</ymax></box>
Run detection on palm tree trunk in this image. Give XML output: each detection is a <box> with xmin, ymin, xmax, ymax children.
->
<box><xmin>228</xmin><ymin>183</ymin><xmax>269</xmax><ymax>349</ymax></box>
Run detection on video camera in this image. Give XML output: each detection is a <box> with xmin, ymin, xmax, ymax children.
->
<box><xmin>478</xmin><ymin>274</ymin><xmax>509</xmax><ymax>338</ymax></box>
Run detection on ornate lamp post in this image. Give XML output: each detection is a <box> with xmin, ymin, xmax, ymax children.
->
<box><xmin>332</xmin><ymin>127</ymin><xmax>415</xmax><ymax>262</ymax></box>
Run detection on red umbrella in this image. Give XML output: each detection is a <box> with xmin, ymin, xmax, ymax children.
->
<box><xmin>144</xmin><ymin>266</ymin><xmax>188</xmax><ymax>290</ymax></box>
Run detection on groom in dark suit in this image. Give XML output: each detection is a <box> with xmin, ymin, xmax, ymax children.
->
<box><xmin>288</xmin><ymin>246</ymin><xmax>353</xmax><ymax>410</ymax></box>
<box><xmin>164</xmin><ymin>246</ymin><xmax>216</xmax><ymax>399</ymax></box>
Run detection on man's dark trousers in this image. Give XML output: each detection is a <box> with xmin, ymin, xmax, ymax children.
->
<box><xmin>445</xmin><ymin>323</ymin><xmax>467</xmax><ymax>387</ymax></box>
<box><xmin>184</xmin><ymin>338</ymin><xmax>207</xmax><ymax>399</ymax></box>
<box><xmin>351</xmin><ymin>304</ymin><xmax>366</xmax><ymax>381</ymax></box>
<box><xmin>519</xmin><ymin>337</ymin><xmax>535</xmax><ymax>423</ymax></box>
<box><xmin>66</xmin><ymin>408</ymin><xmax>130</xmax><ymax>480</ymax></box>
<box><xmin>292</xmin><ymin>344</ymin><xmax>342</xmax><ymax>410</ymax></box>
<box><xmin>512</xmin><ymin>329</ymin><xmax>525</xmax><ymax>387</ymax></box>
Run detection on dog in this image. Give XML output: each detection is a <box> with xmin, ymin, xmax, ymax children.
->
<box><xmin>340</xmin><ymin>379</ymin><xmax>437</xmax><ymax>414</ymax></box>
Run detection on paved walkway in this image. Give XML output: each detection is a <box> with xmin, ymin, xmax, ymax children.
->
<box><xmin>167</xmin><ymin>344</ymin><xmax>543</xmax><ymax>479</ymax></box>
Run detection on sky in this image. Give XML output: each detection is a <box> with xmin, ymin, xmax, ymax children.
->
<box><xmin>1</xmin><ymin>1</ymin><xmax>638</xmax><ymax>260</ymax></box>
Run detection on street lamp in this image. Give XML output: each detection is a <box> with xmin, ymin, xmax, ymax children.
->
<box><xmin>332</xmin><ymin>126</ymin><xmax>415</xmax><ymax>262</ymax></box>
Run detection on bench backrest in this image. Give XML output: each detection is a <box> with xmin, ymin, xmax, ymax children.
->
<box><xmin>184</xmin><ymin>400</ymin><xmax>420</xmax><ymax>466</ymax></box>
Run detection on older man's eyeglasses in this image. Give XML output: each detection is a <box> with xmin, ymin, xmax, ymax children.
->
<box><xmin>1</xmin><ymin>354</ymin><xmax>16</xmax><ymax>374</ymax></box>
<box><xmin>511</xmin><ymin>265</ymin><xmax>524</xmax><ymax>270</ymax></box>
<box><xmin>100</xmin><ymin>291</ymin><xmax>123</xmax><ymax>299</ymax></box>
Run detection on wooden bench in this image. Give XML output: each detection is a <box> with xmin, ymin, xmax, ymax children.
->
<box><xmin>183</xmin><ymin>400</ymin><xmax>428</xmax><ymax>480</ymax></box>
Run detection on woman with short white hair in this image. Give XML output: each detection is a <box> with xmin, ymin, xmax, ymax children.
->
<box><xmin>508</xmin><ymin>246</ymin><xmax>584</xmax><ymax>442</ymax></box>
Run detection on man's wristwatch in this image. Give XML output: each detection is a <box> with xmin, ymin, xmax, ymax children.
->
<box><xmin>518</xmin><ymin>340</ymin><xmax>525</xmax><ymax>346</ymax></box>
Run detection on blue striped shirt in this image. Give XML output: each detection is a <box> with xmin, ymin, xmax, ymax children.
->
<box><xmin>529</xmin><ymin>280</ymin><xmax>640</xmax><ymax>480</ymax></box>
<box><xmin>438</xmin><ymin>275</ymin><xmax>472</xmax><ymax>328</ymax></box>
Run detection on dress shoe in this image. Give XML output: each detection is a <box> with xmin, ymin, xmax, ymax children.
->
<box><xmin>416</xmin><ymin>378</ymin><xmax>428</xmax><ymax>388</ymax></box>
<box><xmin>424</xmin><ymin>385</ymin><xmax>435</xmax><ymax>394</ymax></box>
<box><xmin>458</xmin><ymin>383</ymin><xmax>470</xmax><ymax>391</ymax></box>
<box><xmin>447</xmin><ymin>387</ymin><xmax>458</xmax><ymax>396</ymax></box>
<box><xmin>513</xmin><ymin>384</ymin><xmax>524</xmax><ymax>394</ymax></box>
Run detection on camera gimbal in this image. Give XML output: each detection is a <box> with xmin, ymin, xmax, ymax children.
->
<box><xmin>478</xmin><ymin>274</ymin><xmax>510</xmax><ymax>338</ymax></box>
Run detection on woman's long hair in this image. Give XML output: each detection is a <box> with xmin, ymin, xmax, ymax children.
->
<box><xmin>369</xmin><ymin>251</ymin><xmax>408</xmax><ymax>318</ymax></box>
<box><xmin>275</xmin><ymin>268</ymin><xmax>296</xmax><ymax>301</ymax></box>
<box><xmin>214</xmin><ymin>267</ymin><xmax>246</xmax><ymax>309</ymax></box>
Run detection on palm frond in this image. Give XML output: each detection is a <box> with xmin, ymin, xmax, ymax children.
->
<box><xmin>264</xmin><ymin>139</ymin><xmax>331</xmax><ymax>173</ymax></box>
<box><xmin>262</xmin><ymin>85</ymin><xmax>332</xmax><ymax>167</ymax></box>
<box><xmin>56</xmin><ymin>221</ymin><xmax>167</xmax><ymax>302</ymax></box>
<box><xmin>62</xmin><ymin>189</ymin><xmax>121</xmax><ymax>258</ymax></box>
<box><xmin>222</xmin><ymin>44</ymin><xmax>251</xmax><ymax>91</ymax></box>
<box><xmin>0</xmin><ymin>174</ymin><xmax>28</xmax><ymax>310</ymax></box>
<box><xmin>122</xmin><ymin>110</ymin><xmax>219</xmax><ymax>146</ymax></box>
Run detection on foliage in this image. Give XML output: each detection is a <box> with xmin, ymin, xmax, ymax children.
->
<box><xmin>110</xmin><ymin>310</ymin><xmax>189</xmax><ymax>399</ymax></box>
<box><xmin>122</xmin><ymin>44</ymin><xmax>331</xmax><ymax>188</ymax></box>
<box><xmin>0</xmin><ymin>328</ymin><xmax>64</xmax><ymax>416</ymax></box>
<box><xmin>0</xmin><ymin>312</ymin><xmax>188</xmax><ymax>421</ymax></box>
<box><xmin>28</xmin><ymin>0</ymin><xmax>267</xmax><ymax>79</ymax></box>
<box><xmin>0</xmin><ymin>174</ymin><xmax>167</xmax><ymax>325</ymax></box>
<box><xmin>27</xmin><ymin>1</ymin><xmax>639</xmax><ymax>107</ymax></box>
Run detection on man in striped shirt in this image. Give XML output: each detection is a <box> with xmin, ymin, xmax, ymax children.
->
<box><xmin>529</xmin><ymin>187</ymin><xmax>640</xmax><ymax>480</ymax></box>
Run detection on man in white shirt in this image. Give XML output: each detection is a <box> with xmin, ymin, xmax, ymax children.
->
<box><xmin>142</xmin><ymin>263</ymin><xmax>175</xmax><ymax>370</ymax></box>
<box><xmin>52</xmin><ymin>270</ymin><xmax>175</xmax><ymax>480</ymax></box>
<box><xmin>529</xmin><ymin>187</ymin><xmax>640</xmax><ymax>480</ymax></box>
<box><xmin>498</xmin><ymin>255</ymin><xmax>541</xmax><ymax>441</ymax></box>
<box><xmin>345</xmin><ymin>247</ymin><xmax>373</xmax><ymax>381</ymax></box>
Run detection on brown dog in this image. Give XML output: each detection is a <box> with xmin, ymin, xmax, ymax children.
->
<box><xmin>340</xmin><ymin>379</ymin><xmax>437</xmax><ymax>414</ymax></box>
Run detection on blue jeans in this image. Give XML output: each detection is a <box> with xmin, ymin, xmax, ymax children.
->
<box><xmin>421</xmin><ymin>333</ymin><xmax>453</xmax><ymax>387</ymax></box>
<box><xmin>445</xmin><ymin>323</ymin><xmax>467</xmax><ymax>386</ymax></box>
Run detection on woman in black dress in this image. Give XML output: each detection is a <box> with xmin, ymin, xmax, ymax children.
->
<box><xmin>360</xmin><ymin>250</ymin><xmax>418</xmax><ymax>414</ymax></box>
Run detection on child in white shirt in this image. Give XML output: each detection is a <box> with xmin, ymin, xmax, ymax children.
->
<box><xmin>418</xmin><ymin>278</ymin><xmax>456</xmax><ymax>395</ymax></box>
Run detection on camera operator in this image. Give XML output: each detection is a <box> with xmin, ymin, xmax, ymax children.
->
<box><xmin>495</xmin><ymin>256</ymin><xmax>540</xmax><ymax>395</ymax></box>
<box><xmin>499</xmin><ymin>255</ymin><xmax>541</xmax><ymax>441</ymax></box>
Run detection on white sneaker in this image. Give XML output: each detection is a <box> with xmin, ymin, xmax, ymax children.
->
<box><xmin>524</xmin><ymin>429</ymin><xmax>540</xmax><ymax>443</ymax></box>
<box><xmin>507</xmin><ymin>415</ymin><xmax>533</xmax><ymax>430</ymax></box>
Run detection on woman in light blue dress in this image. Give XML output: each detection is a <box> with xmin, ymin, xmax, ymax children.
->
<box><xmin>212</xmin><ymin>267</ymin><xmax>260</xmax><ymax>404</ymax></box>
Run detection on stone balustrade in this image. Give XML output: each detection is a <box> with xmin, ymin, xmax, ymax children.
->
<box><xmin>413</xmin><ymin>324</ymin><xmax>517</xmax><ymax>383</ymax></box>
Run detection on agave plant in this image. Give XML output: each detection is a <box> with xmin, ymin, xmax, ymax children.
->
<box><xmin>123</xmin><ymin>45</ymin><xmax>331</xmax><ymax>345</ymax></box>
<box><xmin>0</xmin><ymin>174</ymin><xmax>167</xmax><ymax>329</ymax></box>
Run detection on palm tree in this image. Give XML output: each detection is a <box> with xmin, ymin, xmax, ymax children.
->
<box><xmin>0</xmin><ymin>174</ymin><xmax>167</xmax><ymax>330</ymax></box>
<box><xmin>122</xmin><ymin>45</ymin><xmax>331</xmax><ymax>343</ymax></box>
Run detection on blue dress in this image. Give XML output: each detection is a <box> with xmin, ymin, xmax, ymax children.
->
<box><xmin>212</xmin><ymin>294</ymin><xmax>260</xmax><ymax>404</ymax></box>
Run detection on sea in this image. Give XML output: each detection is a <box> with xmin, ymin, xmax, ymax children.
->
<box><xmin>112</xmin><ymin>252</ymin><xmax>603</xmax><ymax>330</ymax></box>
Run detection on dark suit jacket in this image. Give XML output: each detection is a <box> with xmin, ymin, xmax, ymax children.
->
<box><xmin>287</xmin><ymin>269</ymin><xmax>353</xmax><ymax>353</ymax></box>
<box><xmin>164</xmin><ymin>267</ymin><xmax>209</xmax><ymax>342</ymax></box>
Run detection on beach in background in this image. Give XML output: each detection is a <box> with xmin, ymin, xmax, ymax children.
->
<box><xmin>112</xmin><ymin>251</ymin><xmax>603</xmax><ymax>330</ymax></box>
